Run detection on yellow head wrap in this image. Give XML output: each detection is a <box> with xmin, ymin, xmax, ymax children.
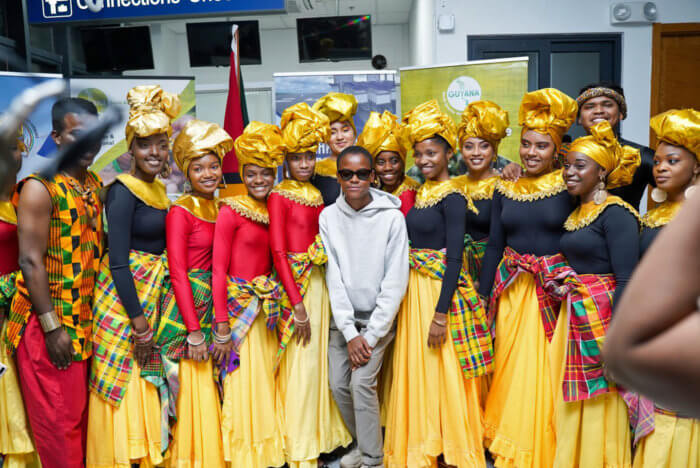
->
<box><xmin>312</xmin><ymin>92</ymin><xmax>358</xmax><ymax>133</ymax></box>
<box><xmin>457</xmin><ymin>100</ymin><xmax>509</xmax><ymax>151</ymax></box>
<box><xmin>280</xmin><ymin>102</ymin><xmax>330</xmax><ymax>154</ymax></box>
<box><xmin>650</xmin><ymin>109</ymin><xmax>700</xmax><ymax>162</ymax></box>
<box><xmin>568</xmin><ymin>121</ymin><xmax>640</xmax><ymax>189</ymax></box>
<box><xmin>16</xmin><ymin>124</ymin><xmax>26</xmax><ymax>153</ymax></box>
<box><xmin>125</xmin><ymin>85</ymin><xmax>181</xmax><ymax>148</ymax></box>
<box><xmin>519</xmin><ymin>88</ymin><xmax>578</xmax><ymax>149</ymax></box>
<box><xmin>234</xmin><ymin>121</ymin><xmax>286</xmax><ymax>169</ymax></box>
<box><xmin>356</xmin><ymin>111</ymin><xmax>411</xmax><ymax>160</ymax></box>
<box><xmin>172</xmin><ymin>119</ymin><xmax>233</xmax><ymax>176</ymax></box>
<box><xmin>402</xmin><ymin>99</ymin><xmax>458</xmax><ymax>151</ymax></box>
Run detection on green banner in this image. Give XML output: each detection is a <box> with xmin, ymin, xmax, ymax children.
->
<box><xmin>400</xmin><ymin>58</ymin><xmax>528</xmax><ymax>170</ymax></box>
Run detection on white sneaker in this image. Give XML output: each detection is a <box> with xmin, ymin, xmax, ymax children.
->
<box><xmin>340</xmin><ymin>447</ymin><xmax>362</xmax><ymax>468</ymax></box>
<box><xmin>361</xmin><ymin>465</ymin><xmax>384</xmax><ymax>468</ymax></box>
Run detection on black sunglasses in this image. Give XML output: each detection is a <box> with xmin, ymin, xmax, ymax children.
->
<box><xmin>338</xmin><ymin>169</ymin><xmax>373</xmax><ymax>181</ymax></box>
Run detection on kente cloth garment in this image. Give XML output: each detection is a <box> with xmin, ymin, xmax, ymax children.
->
<box><xmin>6</xmin><ymin>172</ymin><xmax>103</xmax><ymax>359</ymax></box>
<box><xmin>0</xmin><ymin>271</ymin><xmax>18</xmax><ymax>309</ymax></box>
<box><xmin>409</xmin><ymin>247</ymin><xmax>493</xmax><ymax>379</ymax></box>
<box><xmin>273</xmin><ymin>234</ymin><xmax>327</xmax><ymax>367</ymax></box>
<box><xmin>488</xmin><ymin>247</ymin><xmax>570</xmax><ymax>341</ymax></box>
<box><xmin>89</xmin><ymin>250</ymin><xmax>166</xmax><ymax>407</ymax></box>
<box><xmin>226</xmin><ymin>274</ymin><xmax>281</xmax><ymax>354</ymax></box>
<box><xmin>464</xmin><ymin>235</ymin><xmax>488</xmax><ymax>284</ymax></box>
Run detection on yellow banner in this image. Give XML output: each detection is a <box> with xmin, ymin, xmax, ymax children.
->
<box><xmin>400</xmin><ymin>58</ymin><xmax>528</xmax><ymax>169</ymax></box>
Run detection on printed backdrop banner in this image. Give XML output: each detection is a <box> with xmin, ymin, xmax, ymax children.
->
<box><xmin>400</xmin><ymin>57</ymin><xmax>528</xmax><ymax>169</ymax></box>
<box><xmin>274</xmin><ymin>71</ymin><xmax>398</xmax><ymax>159</ymax></box>
<box><xmin>0</xmin><ymin>72</ymin><xmax>62</xmax><ymax>180</ymax></box>
<box><xmin>69</xmin><ymin>76</ymin><xmax>196</xmax><ymax>193</ymax></box>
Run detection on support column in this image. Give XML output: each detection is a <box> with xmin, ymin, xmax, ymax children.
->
<box><xmin>408</xmin><ymin>0</ymin><xmax>436</xmax><ymax>66</ymax></box>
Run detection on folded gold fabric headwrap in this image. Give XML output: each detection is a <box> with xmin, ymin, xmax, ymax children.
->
<box><xmin>280</xmin><ymin>102</ymin><xmax>330</xmax><ymax>154</ymax></box>
<box><xmin>519</xmin><ymin>88</ymin><xmax>578</xmax><ymax>149</ymax></box>
<box><xmin>356</xmin><ymin>111</ymin><xmax>411</xmax><ymax>160</ymax></box>
<box><xmin>172</xmin><ymin>119</ymin><xmax>233</xmax><ymax>176</ymax></box>
<box><xmin>125</xmin><ymin>85</ymin><xmax>181</xmax><ymax>148</ymax></box>
<box><xmin>576</xmin><ymin>87</ymin><xmax>628</xmax><ymax>119</ymax></box>
<box><xmin>457</xmin><ymin>100</ymin><xmax>509</xmax><ymax>151</ymax></box>
<box><xmin>402</xmin><ymin>99</ymin><xmax>458</xmax><ymax>151</ymax></box>
<box><xmin>568</xmin><ymin>121</ymin><xmax>640</xmax><ymax>189</ymax></box>
<box><xmin>650</xmin><ymin>109</ymin><xmax>700</xmax><ymax>162</ymax></box>
<box><xmin>312</xmin><ymin>92</ymin><xmax>358</xmax><ymax>133</ymax></box>
<box><xmin>234</xmin><ymin>121</ymin><xmax>286</xmax><ymax>169</ymax></box>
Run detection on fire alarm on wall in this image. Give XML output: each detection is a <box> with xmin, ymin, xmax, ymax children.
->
<box><xmin>610</xmin><ymin>2</ymin><xmax>658</xmax><ymax>25</ymax></box>
<box><xmin>437</xmin><ymin>14</ymin><xmax>455</xmax><ymax>33</ymax></box>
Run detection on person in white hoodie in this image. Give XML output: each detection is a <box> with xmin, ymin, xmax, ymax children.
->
<box><xmin>319</xmin><ymin>145</ymin><xmax>409</xmax><ymax>468</ymax></box>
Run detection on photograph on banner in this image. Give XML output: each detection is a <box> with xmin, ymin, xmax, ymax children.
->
<box><xmin>0</xmin><ymin>72</ymin><xmax>62</xmax><ymax>180</ymax></box>
<box><xmin>400</xmin><ymin>57</ymin><xmax>528</xmax><ymax>177</ymax></box>
<box><xmin>69</xmin><ymin>76</ymin><xmax>196</xmax><ymax>193</ymax></box>
<box><xmin>274</xmin><ymin>71</ymin><xmax>398</xmax><ymax>159</ymax></box>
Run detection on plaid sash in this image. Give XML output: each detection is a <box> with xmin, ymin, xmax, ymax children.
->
<box><xmin>227</xmin><ymin>274</ymin><xmax>282</xmax><ymax>351</ymax></box>
<box><xmin>89</xmin><ymin>250</ymin><xmax>166</xmax><ymax>407</ymax></box>
<box><xmin>410</xmin><ymin>247</ymin><xmax>493</xmax><ymax>379</ymax></box>
<box><xmin>464</xmin><ymin>235</ymin><xmax>488</xmax><ymax>283</ymax></box>
<box><xmin>274</xmin><ymin>234</ymin><xmax>327</xmax><ymax>367</ymax></box>
<box><xmin>620</xmin><ymin>392</ymin><xmax>656</xmax><ymax>445</ymax></box>
<box><xmin>488</xmin><ymin>247</ymin><xmax>570</xmax><ymax>341</ymax></box>
<box><xmin>0</xmin><ymin>271</ymin><xmax>17</xmax><ymax>310</ymax></box>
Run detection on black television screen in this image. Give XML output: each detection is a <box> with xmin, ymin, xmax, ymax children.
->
<box><xmin>297</xmin><ymin>15</ymin><xmax>372</xmax><ymax>62</ymax></box>
<box><xmin>80</xmin><ymin>26</ymin><xmax>154</xmax><ymax>73</ymax></box>
<box><xmin>187</xmin><ymin>21</ymin><xmax>261</xmax><ymax>67</ymax></box>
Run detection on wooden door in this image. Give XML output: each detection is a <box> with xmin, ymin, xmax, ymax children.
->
<box><xmin>650</xmin><ymin>23</ymin><xmax>700</xmax><ymax>146</ymax></box>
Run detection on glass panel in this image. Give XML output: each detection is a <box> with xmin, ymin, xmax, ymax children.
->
<box><xmin>245</xmin><ymin>89</ymin><xmax>273</xmax><ymax>124</ymax></box>
<box><xmin>30</xmin><ymin>26</ymin><xmax>55</xmax><ymax>52</ymax></box>
<box><xmin>482</xmin><ymin>51</ymin><xmax>538</xmax><ymax>91</ymax></box>
<box><xmin>551</xmin><ymin>51</ymin><xmax>600</xmax><ymax>138</ymax></box>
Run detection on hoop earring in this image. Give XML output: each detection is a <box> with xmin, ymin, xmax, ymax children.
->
<box><xmin>650</xmin><ymin>187</ymin><xmax>668</xmax><ymax>203</ymax></box>
<box><xmin>685</xmin><ymin>174</ymin><xmax>698</xmax><ymax>199</ymax></box>
<box><xmin>159</xmin><ymin>160</ymin><xmax>172</xmax><ymax>179</ymax></box>
<box><xmin>593</xmin><ymin>177</ymin><xmax>607</xmax><ymax>205</ymax></box>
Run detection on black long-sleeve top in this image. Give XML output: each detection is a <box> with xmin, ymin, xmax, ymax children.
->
<box><xmin>639</xmin><ymin>226</ymin><xmax>660</xmax><ymax>257</ymax></box>
<box><xmin>609</xmin><ymin>138</ymin><xmax>655</xmax><ymax>210</ymax></box>
<box><xmin>406</xmin><ymin>192</ymin><xmax>467</xmax><ymax>314</ymax></box>
<box><xmin>560</xmin><ymin>203</ymin><xmax>640</xmax><ymax>304</ymax></box>
<box><xmin>106</xmin><ymin>181</ymin><xmax>167</xmax><ymax>318</ymax></box>
<box><xmin>478</xmin><ymin>186</ymin><xmax>576</xmax><ymax>297</ymax></box>
<box><xmin>312</xmin><ymin>174</ymin><xmax>340</xmax><ymax>206</ymax></box>
<box><xmin>466</xmin><ymin>199</ymin><xmax>492</xmax><ymax>241</ymax></box>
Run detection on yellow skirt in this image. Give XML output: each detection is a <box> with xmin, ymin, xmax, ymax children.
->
<box><xmin>483</xmin><ymin>273</ymin><xmax>559</xmax><ymax>468</ymax></box>
<box><xmin>384</xmin><ymin>268</ymin><xmax>485</xmax><ymax>468</ymax></box>
<box><xmin>222</xmin><ymin>310</ymin><xmax>285</xmax><ymax>468</ymax></box>
<box><xmin>276</xmin><ymin>266</ymin><xmax>351</xmax><ymax>468</ymax></box>
<box><xmin>86</xmin><ymin>362</ymin><xmax>163</xmax><ymax>468</ymax></box>
<box><xmin>633</xmin><ymin>413</ymin><xmax>700</xmax><ymax>468</ymax></box>
<box><xmin>0</xmin><ymin>322</ymin><xmax>37</xmax><ymax>467</ymax></box>
<box><xmin>168</xmin><ymin>359</ymin><xmax>225</xmax><ymax>468</ymax></box>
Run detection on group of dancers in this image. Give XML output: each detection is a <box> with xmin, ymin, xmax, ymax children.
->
<box><xmin>0</xmin><ymin>81</ymin><xmax>698</xmax><ymax>468</ymax></box>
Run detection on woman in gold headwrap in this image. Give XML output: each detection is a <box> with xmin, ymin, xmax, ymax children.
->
<box><xmin>213</xmin><ymin>121</ymin><xmax>286</xmax><ymax>468</ymax></box>
<box><xmin>87</xmin><ymin>85</ymin><xmax>179</xmax><ymax>468</ymax></box>
<box><xmin>477</xmin><ymin>88</ymin><xmax>578</xmax><ymax>468</ymax></box>
<box><xmin>155</xmin><ymin>119</ymin><xmax>232</xmax><ymax>468</ymax></box>
<box><xmin>357</xmin><ymin>110</ymin><xmax>419</xmax><ymax>216</ymax></box>
<box><xmin>628</xmin><ymin>109</ymin><xmax>700</xmax><ymax>468</ymax></box>
<box><xmin>384</xmin><ymin>100</ymin><xmax>492</xmax><ymax>468</ymax></box>
<box><xmin>312</xmin><ymin>92</ymin><xmax>358</xmax><ymax>205</ymax></box>
<box><xmin>270</xmin><ymin>102</ymin><xmax>351</xmax><ymax>468</ymax></box>
<box><xmin>455</xmin><ymin>100</ymin><xmax>509</xmax><ymax>283</ymax></box>
<box><xmin>552</xmin><ymin>120</ymin><xmax>641</xmax><ymax>467</ymax></box>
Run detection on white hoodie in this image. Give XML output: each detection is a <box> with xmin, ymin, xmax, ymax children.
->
<box><xmin>319</xmin><ymin>188</ymin><xmax>409</xmax><ymax>347</ymax></box>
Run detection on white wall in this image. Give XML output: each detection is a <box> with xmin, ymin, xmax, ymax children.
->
<box><xmin>432</xmin><ymin>0</ymin><xmax>700</xmax><ymax>147</ymax></box>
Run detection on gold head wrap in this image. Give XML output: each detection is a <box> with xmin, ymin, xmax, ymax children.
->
<box><xmin>280</xmin><ymin>102</ymin><xmax>330</xmax><ymax>154</ymax></box>
<box><xmin>172</xmin><ymin>119</ymin><xmax>233</xmax><ymax>176</ymax></box>
<box><xmin>402</xmin><ymin>99</ymin><xmax>458</xmax><ymax>151</ymax></box>
<box><xmin>457</xmin><ymin>100</ymin><xmax>509</xmax><ymax>151</ymax></box>
<box><xmin>312</xmin><ymin>92</ymin><xmax>358</xmax><ymax>133</ymax></box>
<box><xmin>519</xmin><ymin>88</ymin><xmax>577</xmax><ymax>149</ymax></box>
<box><xmin>356</xmin><ymin>111</ymin><xmax>411</xmax><ymax>160</ymax></box>
<box><xmin>234</xmin><ymin>121</ymin><xmax>286</xmax><ymax>169</ymax></box>
<box><xmin>568</xmin><ymin>121</ymin><xmax>640</xmax><ymax>189</ymax></box>
<box><xmin>650</xmin><ymin>109</ymin><xmax>700</xmax><ymax>162</ymax></box>
<box><xmin>125</xmin><ymin>85</ymin><xmax>181</xmax><ymax>148</ymax></box>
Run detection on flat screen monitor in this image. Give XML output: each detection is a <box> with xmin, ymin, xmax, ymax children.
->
<box><xmin>80</xmin><ymin>26</ymin><xmax>154</xmax><ymax>73</ymax></box>
<box><xmin>297</xmin><ymin>15</ymin><xmax>372</xmax><ymax>62</ymax></box>
<box><xmin>186</xmin><ymin>21</ymin><xmax>262</xmax><ymax>67</ymax></box>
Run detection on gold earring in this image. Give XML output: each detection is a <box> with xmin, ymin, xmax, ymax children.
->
<box><xmin>129</xmin><ymin>154</ymin><xmax>136</xmax><ymax>174</ymax></box>
<box><xmin>160</xmin><ymin>160</ymin><xmax>172</xmax><ymax>179</ymax></box>
<box><xmin>650</xmin><ymin>187</ymin><xmax>667</xmax><ymax>203</ymax></box>
<box><xmin>593</xmin><ymin>177</ymin><xmax>607</xmax><ymax>205</ymax></box>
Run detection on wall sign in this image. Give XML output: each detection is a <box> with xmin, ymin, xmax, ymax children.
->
<box><xmin>27</xmin><ymin>0</ymin><xmax>285</xmax><ymax>25</ymax></box>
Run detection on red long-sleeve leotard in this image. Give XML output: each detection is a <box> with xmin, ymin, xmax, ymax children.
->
<box><xmin>398</xmin><ymin>189</ymin><xmax>416</xmax><ymax>217</ymax></box>
<box><xmin>212</xmin><ymin>203</ymin><xmax>273</xmax><ymax>324</ymax></box>
<box><xmin>267</xmin><ymin>192</ymin><xmax>323</xmax><ymax>306</ymax></box>
<box><xmin>166</xmin><ymin>205</ymin><xmax>216</xmax><ymax>332</ymax></box>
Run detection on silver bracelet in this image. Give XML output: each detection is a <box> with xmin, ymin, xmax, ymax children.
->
<box><xmin>212</xmin><ymin>329</ymin><xmax>231</xmax><ymax>344</ymax></box>
<box><xmin>186</xmin><ymin>333</ymin><xmax>206</xmax><ymax>347</ymax></box>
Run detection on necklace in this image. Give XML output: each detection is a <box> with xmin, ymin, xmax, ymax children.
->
<box><xmin>62</xmin><ymin>172</ymin><xmax>98</xmax><ymax>230</ymax></box>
